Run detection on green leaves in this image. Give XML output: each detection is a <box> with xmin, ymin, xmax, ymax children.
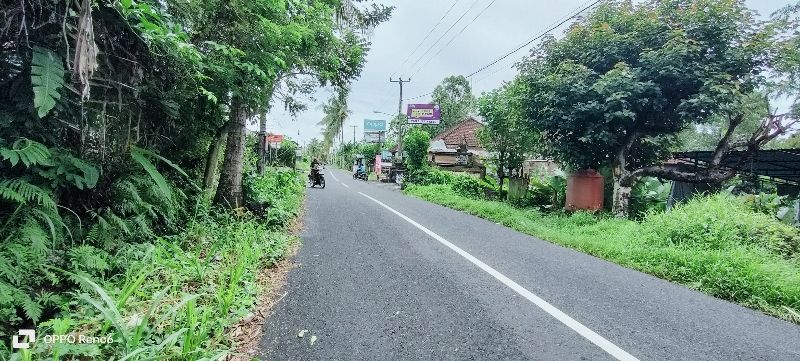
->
<box><xmin>0</xmin><ymin>179</ymin><xmax>56</xmax><ymax>210</ymax></box>
<box><xmin>1</xmin><ymin>137</ymin><xmax>51</xmax><ymax>167</ymax></box>
<box><xmin>130</xmin><ymin>146</ymin><xmax>194</xmax><ymax>201</ymax></box>
<box><xmin>130</xmin><ymin>147</ymin><xmax>174</xmax><ymax>200</ymax></box>
<box><xmin>30</xmin><ymin>47</ymin><xmax>66</xmax><ymax>118</ymax></box>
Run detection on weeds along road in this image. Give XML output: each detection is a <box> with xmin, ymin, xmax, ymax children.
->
<box><xmin>259</xmin><ymin>169</ymin><xmax>800</xmax><ymax>361</ymax></box>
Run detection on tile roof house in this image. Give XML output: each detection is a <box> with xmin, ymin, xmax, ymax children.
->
<box><xmin>427</xmin><ymin>117</ymin><xmax>486</xmax><ymax>175</ymax></box>
<box><xmin>430</xmin><ymin>117</ymin><xmax>484</xmax><ymax>151</ymax></box>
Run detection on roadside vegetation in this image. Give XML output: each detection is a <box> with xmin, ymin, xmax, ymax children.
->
<box><xmin>3</xmin><ymin>165</ymin><xmax>305</xmax><ymax>359</ymax></box>
<box><xmin>2</xmin><ymin>0</ymin><xmax>391</xmax><ymax>358</ymax></box>
<box><xmin>405</xmin><ymin>176</ymin><xmax>800</xmax><ymax>324</ymax></box>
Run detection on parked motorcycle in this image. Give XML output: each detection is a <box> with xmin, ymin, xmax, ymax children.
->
<box><xmin>309</xmin><ymin>167</ymin><xmax>325</xmax><ymax>188</ymax></box>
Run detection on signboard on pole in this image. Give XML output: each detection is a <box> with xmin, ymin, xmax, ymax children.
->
<box><xmin>364</xmin><ymin>132</ymin><xmax>384</xmax><ymax>143</ymax></box>
<box><xmin>266</xmin><ymin>134</ymin><xmax>284</xmax><ymax>148</ymax></box>
<box><xmin>363</xmin><ymin>119</ymin><xmax>386</xmax><ymax>144</ymax></box>
<box><xmin>406</xmin><ymin>104</ymin><xmax>441</xmax><ymax>124</ymax></box>
<box><xmin>364</xmin><ymin>119</ymin><xmax>387</xmax><ymax>132</ymax></box>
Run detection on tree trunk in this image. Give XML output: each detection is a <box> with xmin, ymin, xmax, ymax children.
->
<box><xmin>203</xmin><ymin>123</ymin><xmax>229</xmax><ymax>195</ymax></box>
<box><xmin>257</xmin><ymin>112</ymin><xmax>267</xmax><ymax>175</ymax></box>
<box><xmin>612</xmin><ymin>176</ymin><xmax>632</xmax><ymax>218</ymax></box>
<box><xmin>215</xmin><ymin>96</ymin><xmax>248</xmax><ymax>208</ymax></box>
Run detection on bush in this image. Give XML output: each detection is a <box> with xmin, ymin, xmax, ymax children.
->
<box><xmin>413</xmin><ymin>167</ymin><xmax>456</xmax><ymax>185</ymax></box>
<box><xmin>244</xmin><ymin>169</ymin><xmax>304</xmax><ymax>228</ymax></box>
<box><xmin>629</xmin><ymin>177</ymin><xmax>670</xmax><ymax>218</ymax></box>
<box><xmin>526</xmin><ymin>174</ymin><xmax>567</xmax><ymax>211</ymax></box>
<box><xmin>451</xmin><ymin>174</ymin><xmax>497</xmax><ymax>199</ymax></box>
<box><xmin>643</xmin><ymin>194</ymin><xmax>800</xmax><ymax>257</ymax></box>
<box><xmin>403</xmin><ymin>127</ymin><xmax>431</xmax><ymax>172</ymax></box>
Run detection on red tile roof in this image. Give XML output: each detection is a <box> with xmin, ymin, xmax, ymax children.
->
<box><xmin>433</xmin><ymin>117</ymin><xmax>484</xmax><ymax>149</ymax></box>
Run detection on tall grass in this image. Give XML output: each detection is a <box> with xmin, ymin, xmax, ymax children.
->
<box><xmin>405</xmin><ymin>184</ymin><xmax>800</xmax><ymax>324</ymax></box>
<box><xmin>4</xmin><ymin>170</ymin><xmax>305</xmax><ymax>360</ymax></box>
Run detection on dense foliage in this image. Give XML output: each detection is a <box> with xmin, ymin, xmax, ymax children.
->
<box><xmin>1</xmin><ymin>0</ymin><xmax>391</xmax><ymax>357</ymax></box>
<box><xmin>3</xmin><ymin>170</ymin><xmax>305</xmax><ymax>359</ymax></box>
<box><xmin>402</xmin><ymin>127</ymin><xmax>431</xmax><ymax>174</ymax></box>
<box><xmin>477</xmin><ymin>84</ymin><xmax>536</xmax><ymax>191</ymax></box>
<box><xmin>495</xmin><ymin>0</ymin><xmax>800</xmax><ymax>216</ymax></box>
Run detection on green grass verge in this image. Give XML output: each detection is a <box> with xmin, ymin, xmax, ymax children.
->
<box><xmin>405</xmin><ymin>184</ymin><xmax>800</xmax><ymax>324</ymax></box>
<box><xmin>8</xmin><ymin>169</ymin><xmax>305</xmax><ymax>360</ymax></box>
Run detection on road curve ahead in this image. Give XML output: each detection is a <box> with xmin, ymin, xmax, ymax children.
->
<box><xmin>259</xmin><ymin>168</ymin><xmax>800</xmax><ymax>361</ymax></box>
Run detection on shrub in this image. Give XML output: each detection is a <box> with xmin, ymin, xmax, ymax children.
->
<box><xmin>415</xmin><ymin>168</ymin><xmax>456</xmax><ymax>185</ymax></box>
<box><xmin>643</xmin><ymin>194</ymin><xmax>800</xmax><ymax>257</ymax></box>
<box><xmin>629</xmin><ymin>177</ymin><xmax>670</xmax><ymax>218</ymax></box>
<box><xmin>526</xmin><ymin>174</ymin><xmax>567</xmax><ymax>211</ymax></box>
<box><xmin>451</xmin><ymin>175</ymin><xmax>497</xmax><ymax>199</ymax></box>
<box><xmin>403</xmin><ymin>127</ymin><xmax>431</xmax><ymax>172</ymax></box>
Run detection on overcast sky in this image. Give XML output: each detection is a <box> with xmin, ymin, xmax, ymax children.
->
<box><xmin>260</xmin><ymin>0</ymin><xmax>794</xmax><ymax>146</ymax></box>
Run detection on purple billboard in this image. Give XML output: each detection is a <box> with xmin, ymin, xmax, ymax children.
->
<box><xmin>406</xmin><ymin>104</ymin><xmax>441</xmax><ymax>124</ymax></box>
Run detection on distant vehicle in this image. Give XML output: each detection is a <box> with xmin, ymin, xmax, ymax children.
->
<box><xmin>308</xmin><ymin>166</ymin><xmax>325</xmax><ymax>188</ymax></box>
<box><xmin>353</xmin><ymin>168</ymin><xmax>368</xmax><ymax>181</ymax></box>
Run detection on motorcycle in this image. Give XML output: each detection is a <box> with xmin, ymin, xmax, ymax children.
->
<box><xmin>308</xmin><ymin>167</ymin><xmax>325</xmax><ymax>188</ymax></box>
<box><xmin>353</xmin><ymin>169</ymin><xmax>368</xmax><ymax>181</ymax></box>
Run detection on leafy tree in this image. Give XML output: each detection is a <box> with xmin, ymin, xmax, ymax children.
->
<box><xmin>429</xmin><ymin>75</ymin><xmax>477</xmax><ymax>136</ymax></box>
<box><xmin>515</xmin><ymin>0</ymin><xmax>796</xmax><ymax>217</ymax></box>
<box><xmin>403</xmin><ymin>127</ymin><xmax>431</xmax><ymax>173</ymax></box>
<box><xmin>477</xmin><ymin>83</ymin><xmax>535</xmax><ymax>192</ymax></box>
<box><xmin>771</xmin><ymin>1</ymin><xmax>800</xmax><ymax>117</ymax></box>
<box><xmin>210</xmin><ymin>1</ymin><xmax>394</xmax><ymax>207</ymax></box>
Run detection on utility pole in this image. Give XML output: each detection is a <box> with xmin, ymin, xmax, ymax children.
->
<box><xmin>389</xmin><ymin>77</ymin><xmax>410</xmax><ymax>157</ymax></box>
<box><xmin>350</xmin><ymin>125</ymin><xmax>358</xmax><ymax>144</ymax></box>
<box><xmin>257</xmin><ymin>112</ymin><xmax>267</xmax><ymax>175</ymax></box>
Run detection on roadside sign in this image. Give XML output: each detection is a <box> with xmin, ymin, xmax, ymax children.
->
<box><xmin>364</xmin><ymin>119</ymin><xmax>387</xmax><ymax>132</ymax></box>
<box><xmin>266</xmin><ymin>134</ymin><xmax>284</xmax><ymax>148</ymax></box>
<box><xmin>407</xmin><ymin>104</ymin><xmax>441</xmax><ymax>124</ymax></box>
<box><xmin>364</xmin><ymin>131</ymin><xmax>384</xmax><ymax>143</ymax></box>
<box><xmin>375</xmin><ymin>154</ymin><xmax>382</xmax><ymax>175</ymax></box>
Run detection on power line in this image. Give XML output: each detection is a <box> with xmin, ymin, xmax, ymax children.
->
<box><xmin>375</xmin><ymin>1</ymin><xmax>460</xmax><ymax>111</ymax></box>
<box><xmin>390</xmin><ymin>0</ymin><xmax>461</xmax><ymax>78</ymax></box>
<box><xmin>403</xmin><ymin>0</ymin><xmax>600</xmax><ymax>101</ymax></box>
<box><xmin>402</xmin><ymin>0</ymin><xmax>483</xmax><ymax>78</ymax></box>
<box><xmin>408</xmin><ymin>0</ymin><xmax>498</xmax><ymax>79</ymax></box>
<box><xmin>465</xmin><ymin>0</ymin><xmax>600</xmax><ymax>79</ymax></box>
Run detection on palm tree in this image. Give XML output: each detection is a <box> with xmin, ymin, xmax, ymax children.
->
<box><xmin>319</xmin><ymin>89</ymin><xmax>351</xmax><ymax>151</ymax></box>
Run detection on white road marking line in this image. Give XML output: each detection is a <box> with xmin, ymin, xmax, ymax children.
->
<box><xmin>327</xmin><ymin>170</ymin><xmax>340</xmax><ymax>182</ymax></box>
<box><xmin>358</xmin><ymin>192</ymin><xmax>640</xmax><ymax>361</ymax></box>
<box><xmin>341</xmin><ymin>183</ymin><xmax>350</xmax><ymax>188</ymax></box>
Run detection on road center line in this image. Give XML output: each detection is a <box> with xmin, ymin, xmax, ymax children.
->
<box><xmin>341</xmin><ymin>183</ymin><xmax>350</xmax><ymax>188</ymax></box>
<box><xmin>327</xmin><ymin>169</ymin><xmax>340</xmax><ymax>182</ymax></box>
<box><xmin>358</xmin><ymin>191</ymin><xmax>640</xmax><ymax>361</ymax></box>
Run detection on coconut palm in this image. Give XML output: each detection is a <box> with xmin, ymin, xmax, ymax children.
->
<box><xmin>319</xmin><ymin>89</ymin><xmax>351</xmax><ymax>151</ymax></box>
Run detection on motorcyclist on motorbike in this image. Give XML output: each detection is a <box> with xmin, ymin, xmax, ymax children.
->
<box><xmin>310</xmin><ymin>158</ymin><xmax>321</xmax><ymax>182</ymax></box>
<box><xmin>353</xmin><ymin>161</ymin><xmax>367</xmax><ymax>180</ymax></box>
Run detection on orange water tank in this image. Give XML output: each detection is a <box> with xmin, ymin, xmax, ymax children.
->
<box><xmin>565</xmin><ymin>169</ymin><xmax>604</xmax><ymax>211</ymax></box>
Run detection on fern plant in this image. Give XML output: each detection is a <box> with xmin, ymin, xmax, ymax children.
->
<box><xmin>0</xmin><ymin>137</ymin><xmax>99</xmax><ymax>335</ymax></box>
<box><xmin>30</xmin><ymin>47</ymin><xmax>65</xmax><ymax>118</ymax></box>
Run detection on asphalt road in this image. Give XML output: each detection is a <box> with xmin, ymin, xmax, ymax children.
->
<box><xmin>259</xmin><ymin>168</ymin><xmax>800</xmax><ymax>361</ymax></box>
